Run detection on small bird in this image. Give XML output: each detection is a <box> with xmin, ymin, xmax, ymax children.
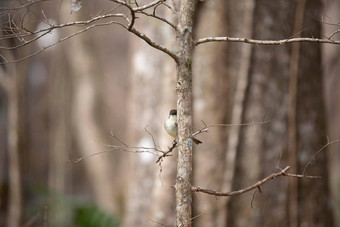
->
<box><xmin>164</xmin><ymin>109</ymin><xmax>202</xmax><ymax>144</ymax></box>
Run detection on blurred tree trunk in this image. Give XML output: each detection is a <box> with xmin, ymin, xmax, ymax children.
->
<box><xmin>192</xmin><ymin>0</ymin><xmax>228</xmax><ymax>226</ymax></box>
<box><xmin>222</xmin><ymin>0</ymin><xmax>255</xmax><ymax>225</ymax></box>
<box><xmin>61</xmin><ymin>4</ymin><xmax>116</xmax><ymax>214</ymax></box>
<box><xmin>149</xmin><ymin>6</ymin><xmax>177</xmax><ymax>226</ymax></box>
<box><xmin>228</xmin><ymin>1</ymin><xmax>333</xmax><ymax>226</ymax></box>
<box><xmin>2</xmin><ymin>60</ymin><xmax>22</xmax><ymax>227</ymax></box>
<box><xmin>0</xmin><ymin>36</ymin><xmax>24</xmax><ymax>226</ymax></box>
<box><xmin>322</xmin><ymin>1</ymin><xmax>340</xmax><ymax>225</ymax></box>
<box><xmin>297</xmin><ymin>1</ymin><xmax>332</xmax><ymax>226</ymax></box>
<box><xmin>69</xmin><ymin>38</ymin><xmax>116</xmax><ymax>214</ymax></box>
<box><xmin>48</xmin><ymin>44</ymin><xmax>72</xmax><ymax>226</ymax></box>
<box><xmin>124</xmin><ymin>10</ymin><xmax>171</xmax><ymax>226</ymax></box>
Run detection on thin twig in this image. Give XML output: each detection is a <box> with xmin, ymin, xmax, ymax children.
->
<box><xmin>156</xmin><ymin>140</ymin><xmax>178</xmax><ymax>163</ymax></box>
<box><xmin>328</xmin><ymin>29</ymin><xmax>340</xmax><ymax>40</ymax></box>
<box><xmin>147</xmin><ymin>218</ymin><xmax>169</xmax><ymax>227</ymax></box>
<box><xmin>110</xmin><ymin>129</ymin><xmax>129</xmax><ymax>147</ymax></box>
<box><xmin>0</xmin><ymin>0</ymin><xmax>51</xmax><ymax>11</ymax></box>
<box><xmin>138</xmin><ymin>11</ymin><xmax>177</xmax><ymax>30</ymax></box>
<box><xmin>303</xmin><ymin>138</ymin><xmax>340</xmax><ymax>175</ymax></box>
<box><xmin>250</xmin><ymin>189</ymin><xmax>258</xmax><ymax>208</ymax></box>
<box><xmin>111</xmin><ymin>0</ymin><xmax>135</xmax><ymax>30</ymax></box>
<box><xmin>144</xmin><ymin>125</ymin><xmax>159</xmax><ymax>150</ymax></box>
<box><xmin>133</xmin><ymin>0</ymin><xmax>164</xmax><ymax>12</ymax></box>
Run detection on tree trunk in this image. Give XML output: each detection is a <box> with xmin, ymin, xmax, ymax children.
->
<box><xmin>48</xmin><ymin>44</ymin><xmax>72</xmax><ymax>226</ymax></box>
<box><xmin>63</xmin><ymin>6</ymin><xmax>116</xmax><ymax>215</ymax></box>
<box><xmin>0</xmin><ymin>42</ymin><xmax>23</xmax><ymax>227</ymax></box>
<box><xmin>228</xmin><ymin>1</ymin><xmax>333</xmax><ymax>226</ymax></box>
<box><xmin>192</xmin><ymin>0</ymin><xmax>228</xmax><ymax>226</ymax></box>
<box><xmin>149</xmin><ymin>6</ymin><xmax>178</xmax><ymax>225</ymax></box>
<box><xmin>124</xmin><ymin>7</ymin><xmax>170</xmax><ymax>226</ymax></box>
<box><xmin>220</xmin><ymin>0</ymin><xmax>256</xmax><ymax>226</ymax></box>
<box><xmin>296</xmin><ymin>1</ymin><xmax>332</xmax><ymax>226</ymax></box>
<box><xmin>322</xmin><ymin>1</ymin><xmax>340</xmax><ymax>225</ymax></box>
<box><xmin>6</xmin><ymin>65</ymin><xmax>22</xmax><ymax>227</ymax></box>
<box><xmin>175</xmin><ymin>0</ymin><xmax>196</xmax><ymax>226</ymax></box>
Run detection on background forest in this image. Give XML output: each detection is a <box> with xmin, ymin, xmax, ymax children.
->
<box><xmin>0</xmin><ymin>0</ymin><xmax>339</xmax><ymax>226</ymax></box>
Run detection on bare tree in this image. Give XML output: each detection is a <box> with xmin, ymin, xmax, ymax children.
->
<box><xmin>1</xmin><ymin>0</ymin><xmax>340</xmax><ymax>226</ymax></box>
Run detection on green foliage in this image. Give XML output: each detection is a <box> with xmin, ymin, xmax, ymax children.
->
<box><xmin>74</xmin><ymin>204</ymin><xmax>120</xmax><ymax>227</ymax></box>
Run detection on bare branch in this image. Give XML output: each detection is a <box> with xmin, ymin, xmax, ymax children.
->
<box><xmin>192</xmin><ymin>166</ymin><xmax>321</xmax><ymax>197</ymax></box>
<box><xmin>195</xmin><ymin>36</ymin><xmax>340</xmax><ymax>46</ymax></box>
<box><xmin>0</xmin><ymin>0</ymin><xmax>52</xmax><ymax>11</ymax></box>
<box><xmin>144</xmin><ymin>125</ymin><xmax>159</xmax><ymax>150</ymax></box>
<box><xmin>129</xmin><ymin>27</ymin><xmax>178</xmax><ymax>62</ymax></box>
<box><xmin>328</xmin><ymin>29</ymin><xmax>340</xmax><ymax>40</ymax></box>
<box><xmin>303</xmin><ymin>138</ymin><xmax>340</xmax><ymax>175</ymax></box>
<box><xmin>69</xmin><ymin>150</ymin><xmax>115</xmax><ymax>163</ymax></box>
<box><xmin>250</xmin><ymin>189</ymin><xmax>260</xmax><ymax>208</ymax></box>
<box><xmin>110</xmin><ymin>0</ymin><xmax>135</xmax><ymax>30</ymax></box>
<box><xmin>70</xmin><ymin>142</ymin><xmax>162</xmax><ymax>164</ymax></box>
<box><xmin>1</xmin><ymin>10</ymin><xmax>177</xmax><ymax>63</ymax></box>
<box><xmin>1</xmin><ymin>20</ymin><xmax>127</xmax><ymax>64</ymax></box>
<box><xmin>138</xmin><ymin>11</ymin><xmax>177</xmax><ymax>30</ymax></box>
<box><xmin>110</xmin><ymin>129</ymin><xmax>129</xmax><ymax>147</ymax></box>
<box><xmin>0</xmin><ymin>13</ymin><xmax>129</xmax><ymax>45</ymax></box>
<box><xmin>132</xmin><ymin>0</ymin><xmax>165</xmax><ymax>12</ymax></box>
<box><xmin>156</xmin><ymin>140</ymin><xmax>178</xmax><ymax>163</ymax></box>
<box><xmin>0</xmin><ymin>30</ymin><xmax>52</xmax><ymax>50</ymax></box>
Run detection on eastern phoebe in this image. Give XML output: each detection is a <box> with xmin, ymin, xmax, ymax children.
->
<box><xmin>164</xmin><ymin>109</ymin><xmax>202</xmax><ymax>144</ymax></box>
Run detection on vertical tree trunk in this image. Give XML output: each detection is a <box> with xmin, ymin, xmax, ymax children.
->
<box><xmin>62</xmin><ymin>5</ymin><xmax>116</xmax><ymax>215</ymax></box>
<box><xmin>176</xmin><ymin>0</ymin><xmax>196</xmax><ymax>226</ymax></box>
<box><xmin>48</xmin><ymin>46</ymin><xmax>72</xmax><ymax>226</ymax></box>
<box><xmin>7</xmin><ymin>68</ymin><xmax>22</xmax><ymax>227</ymax></box>
<box><xmin>192</xmin><ymin>0</ymin><xmax>228</xmax><ymax>226</ymax></box>
<box><xmin>297</xmin><ymin>1</ymin><xmax>333</xmax><ymax>226</ymax></box>
<box><xmin>228</xmin><ymin>1</ymin><xmax>333</xmax><ymax>226</ymax></box>
<box><xmin>69</xmin><ymin>38</ymin><xmax>116</xmax><ymax>214</ymax></box>
<box><xmin>149</xmin><ymin>6</ymin><xmax>177</xmax><ymax>225</ymax></box>
<box><xmin>322</xmin><ymin>1</ymin><xmax>340</xmax><ymax>225</ymax></box>
<box><xmin>222</xmin><ymin>0</ymin><xmax>255</xmax><ymax>225</ymax></box>
<box><xmin>124</xmin><ymin>6</ymin><xmax>170</xmax><ymax>226</ymax></box>
<box><xmin>1</xmin><ymin>45</ymin><xmax>23</xmax><ymax>227</ymax></box>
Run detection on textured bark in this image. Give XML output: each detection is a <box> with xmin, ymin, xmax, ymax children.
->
<box><xmin>192</xmin><ymin>0</ymin><xmax>228</xmax><ymax>226</ymax></box>
<box><xmin>175</xmin><ymin>0</ymin><xmax>196</xmax><ymax>225</ymax></box>
<box><xmin>228</xmin><ymin>1</ymin><xmax>333</xmax><ymax>226</ymax></box>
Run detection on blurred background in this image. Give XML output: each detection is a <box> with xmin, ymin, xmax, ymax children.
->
<box><xmin>0</xmin><ymin>0</ymin><xmax>339</xmax><ymax>226</ymax></box>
